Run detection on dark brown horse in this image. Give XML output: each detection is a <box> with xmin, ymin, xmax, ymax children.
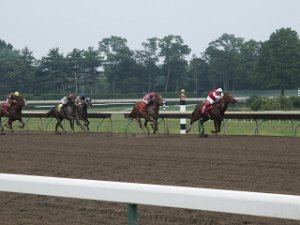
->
<box><xmin>128</xmin><ymin>93</ymin><xmax>163</xmax><ymax>134</ymax></box>
<box><xmin>0</xmin><ymin>96</ymin><xmax>26</xmax><ymax>133</ymax></box>
<box><xmin>186</xmin><ymin>92</ymin><xmax>236</xmax><ymax>137</ymax></box>
<box><xmin>76</xmin><ymin>97</ymin><xmax>92</xmax><ymax>131</ymax></box>
<box><xmin>46</xmin><ymin>101</ymin><xmax>86</xmax><ymax>133</ymax></box>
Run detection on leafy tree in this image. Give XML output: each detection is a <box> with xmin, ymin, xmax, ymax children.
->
<box><xmin>255</xmin><ymin>28</ymin><xmax>300</xmax><ymax>95</ymax></box>
<box><xmin>187</xmin><ymin>55</ymin><xmax>209</xmax><ymax>95</ymax></box>
<box><xmin>235</xmin><ymin>40</ymin><xmax>261</xmax><ymax>89</ymax></box>
<box><xmin>135</xmin><ymin>37</ymin><xmax>160</xmax><ymax>92</ymax></box>
<box><xmin>204</xmin><ymin>33</ymin><xmax>243</xmax><ymax>90</ymax></box>
<box><xmin>0</xmin><ymin>39</ymin><xmax>13</xmax><ymax>50</ymax></box>
<box><xmin>0</xmin><ymin>45</ymin><xmax>36</xmax><ymax>94</ymax></box>
<box><xmin>158</xmin><ymin>35</ymin><xmax>191</xmax><ymax>93</ymax></box>
<box><xmin>99</xmin><ymin>36</ymin><xmax>138</xmax><ymax>93</ymax></box>
<box><xmin>19</xmin><ymin>47</ymin><xmax>37</xmax><ymax>93</ymax></box>
<box><xmin>37</xmin><ymin>48</ymin><xmax>69</xmax><ymax>94</ymax></box>
<box><xmin>66</xmin><ymin>48</ymin><xmax>84</xmax><ymax>94</ymax></box>
<box><xmin>82</xmin><ymin>47</ymin><xmax>103</xmax><ymax>95</ymax></box>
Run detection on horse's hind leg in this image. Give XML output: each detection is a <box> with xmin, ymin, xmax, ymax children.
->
<box><xmin>186</xmin><ymin>111</ymin><xmax>201</xmax><ymax>134</ymax></box>
<box><xmin>5</xmin><ymin>119</ymin><xmax>14</xmax><ymax>132</ymax></box>
<box><xmin>55</xmin><ymin>119</ymin><xmax>65</xmax><ymax>133</ymax></box>
<box><xmin>137</xmin><ymin>118</ymin><xmax>143</xmax><ymax>130</ymax></box>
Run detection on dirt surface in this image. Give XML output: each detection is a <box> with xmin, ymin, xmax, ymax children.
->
<box><xmin>0</xmin><ymin>132</ymin><xmax>300</xmax><ymax>225</ymax></box>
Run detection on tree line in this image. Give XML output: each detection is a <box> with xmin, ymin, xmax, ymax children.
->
<box><xmin>1</xmin><ymin>27</ymin><xmax>300</xmax><ymax>99</ymax></box>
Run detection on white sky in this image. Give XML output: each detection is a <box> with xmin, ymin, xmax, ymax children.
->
<box><xmin>1</xmin><ymin>0</ymin><xmax>300</xmax><ymax>59</ymax></box>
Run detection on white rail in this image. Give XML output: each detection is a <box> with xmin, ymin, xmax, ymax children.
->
<box><xmin>1</xmin><ymin>173</ymin><xmax>300</xmax><ymax>221</ymax></box>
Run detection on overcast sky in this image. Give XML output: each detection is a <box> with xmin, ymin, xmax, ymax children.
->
<box><xmin>1</xmin><ymin>0</ymin><xmax>300</xmax><ymax>59</ymax></box>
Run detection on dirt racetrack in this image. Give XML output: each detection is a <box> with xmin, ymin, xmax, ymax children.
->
<box><xmin>0</xmin><ymin>132</ymin><xmax>300</xmax><ymax>225</ymax></box>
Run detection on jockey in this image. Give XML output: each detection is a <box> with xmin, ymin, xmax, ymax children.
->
<box><xmin>143</xmin><ymin>92</ymin><xmax>156</xmax><ymax>105</ymax></box>
<box><xmin>203</xmin><ymin>88</ymin><xmax>224</xmax><ymax>113</ymax></box>
<box><xmin>75</xmin><ymin>93</ymin><xmax>86</xmax><ymax>105</ymax></box>
<box><xmin>60</xmin><ymin>93</ymin><xmax>76</xmax><ymax>109</ymax></box>
<box><xmin>7</xmin><ymin>91</ymin><xmax>20</xmax><ymax>105</ymax></box>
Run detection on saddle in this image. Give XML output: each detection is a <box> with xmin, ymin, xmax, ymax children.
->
<box><xmin>201</xmin><ymin>102</ymin><xmax>212</xmax><ymax>115</ymax></box>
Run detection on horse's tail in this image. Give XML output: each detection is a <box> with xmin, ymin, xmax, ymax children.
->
<box><xmin>46</xmin><ymin>108</ymin><xmax>55</xmax><ymax>117</ymax></box>
<box><xmin>128</xmin><ymin>108</ymin><xmax>135</xmax><ymax>119</ymax></box>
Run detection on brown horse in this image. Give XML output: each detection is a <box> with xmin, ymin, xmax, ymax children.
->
<box><xmin>76</xmin><ymin>97</ymin><xmax>92</xmax><ymax>131</ymax></box>
<box><xmin>128</xmin><ymin>93</ymin><xmax>163</xmax><ymax>134</ymax></box>
<box><xmin>186</xmin><ymin>92</ymin><xmax>236</xmax><ymax>137</ymax></box>
<box><xmin>0</xmin><ymin>96</ymin><xmax>26</xmax><ymax>133</ymax></box>
<box><xmin>46</xmin><ymin>101</ymin><xmax>86</xmax><ymax>133</ymax></box>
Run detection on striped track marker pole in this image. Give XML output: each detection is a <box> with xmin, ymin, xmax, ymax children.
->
<box><xmin>180</xmin><ymin>89</ymin><xmax>186</xmax><ymax>134</ymax></box>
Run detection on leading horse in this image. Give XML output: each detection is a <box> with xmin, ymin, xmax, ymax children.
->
<box><xmin>76</xmin><ymin>97</ymin><xmax>92</xmax><ymax>131</ymax></box>
<box><xmin>46</xmin><ymin>101</ymin><xmax>86</xmax><ymax>133</ymax></box>
<box><xmin>128</xmin><ymin>93</ymin><xmax>163</xmax><ymax>134</ymax></box>
<box><xmin>0</xmin><ymin>96</ymin><xmax>26</xmax><ymax>133</ymax></box>
<box><xmin>186</xmin><ymin>92</ymin><xmax>236</xmax><ymax>137</ymax></box>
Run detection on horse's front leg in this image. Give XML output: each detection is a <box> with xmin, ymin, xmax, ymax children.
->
<box><xmin>0</xmin><ymin>116</ymin><xmax>4</xmax><ymax>133</ymax></box>
<box><xmin>198</xmin><ymin>118</ymin><xmax>209</xmax><ymax>138</ymax></box>
<box><xmin>149</xmin><ymin>117</ymin><xmax>158</xmax><ymax>134</ymax></box>
<box><xmin>211</xmin><ymin>120</ymin><xmax>222</xmax><ymax>134</ymax></box>
<box><xmin>75</xmin><ymin>116</ymin><xmax>86</xmax><ymax>131</ymax></box>
<box><xmin>17</xmin><ymin>118</ymin><xmax>25</xmax><ymax>129</ymax></box>
<box><xmin>69</xmin><ymin>120</ymin><xmax>75</xmax><ymax>132</ymax></box>
<box><xmin>84</xmin><ymin>119</ymin><xmax>90</xmax><ymax>131</ymax></box>
<box><xmin>144</xmin><ymin>120</ymin><xmax>150</xmax><ymax>135</ymax></box>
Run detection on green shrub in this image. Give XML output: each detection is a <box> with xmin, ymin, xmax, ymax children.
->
<box><xmin>246</xmin><ymin>96</ymin><xmax>263</xmax><ymax>111</ymax></box>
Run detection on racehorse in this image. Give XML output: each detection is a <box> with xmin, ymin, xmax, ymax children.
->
<box><xmin>186</xmin><ymin>92</ymin><xmax>236</xmax><ymax>137</ymax></box>
<box><xmin>76</xmin><ymin>97</ymin><xmax>92</xmax><ymax>131</ymax></box>
<box><xmin>128</xmin><ymin>93</ymin><xmax>163</xmax><ymax>134</ymax></box>
<box><xmin>46</xmin><ymin>101</ymin><xmax>86</xmax><ymax>133</ymax></box>
<box><xmin>0</xmin><ymin>96</ymin><xmax>26</xmax><ymax>133</ymax></box>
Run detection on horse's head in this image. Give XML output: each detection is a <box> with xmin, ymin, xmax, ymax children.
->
<box><xmin>223</xmin><ymin>92</ymin><xmax>236</xmax><ymax>104</ymax></box>
<box><xmin>154</xmin><ymin>94</ymin><xmax>164</xmax><ymax>107</ymax></box>
<box><xmin>16</xmin><ymin>96</ymin><xmax>26</xmax><ymax>108</ymax></box>
<box><xmin>85</xmin><ymin>97</ymin><xmax>93</xmax><ymax>107</ymax></box>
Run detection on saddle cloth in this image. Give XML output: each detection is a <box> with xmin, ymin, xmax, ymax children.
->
<box><xmin>201</xmin><ymin>102</ymin><xmax>212</xmax><ymax>115</ymax></box>
<box><xmin>56</xmin><ymin>104</ymin><xmax>63</xmax><ymax>112</ymax></box>
<box><xmin>1</xmin><ymin>102</ymin><xmax>10</xmax><ymax>113</ymax></box>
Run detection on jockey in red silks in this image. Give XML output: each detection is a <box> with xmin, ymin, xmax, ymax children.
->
<box><xmin>202</xmin><ymin>88</ymin><xmax>224</xmax><ymax>113</ymax></box>
<box><xmin>143</xmin><ymin>92</ymin><xmax>156</xmax><ymax>106</ymax></box>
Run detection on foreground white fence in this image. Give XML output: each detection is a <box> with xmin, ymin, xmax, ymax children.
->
<box><xmin>1</xmin><ymin>173</ymin><xmax>300</xmax><ymax>224</ymax></box>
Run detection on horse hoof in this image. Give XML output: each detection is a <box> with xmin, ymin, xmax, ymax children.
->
<box><xmin>199</xmin><ymin>134</ymin><xmax>208</xmax><ymax>138</ymax></box>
